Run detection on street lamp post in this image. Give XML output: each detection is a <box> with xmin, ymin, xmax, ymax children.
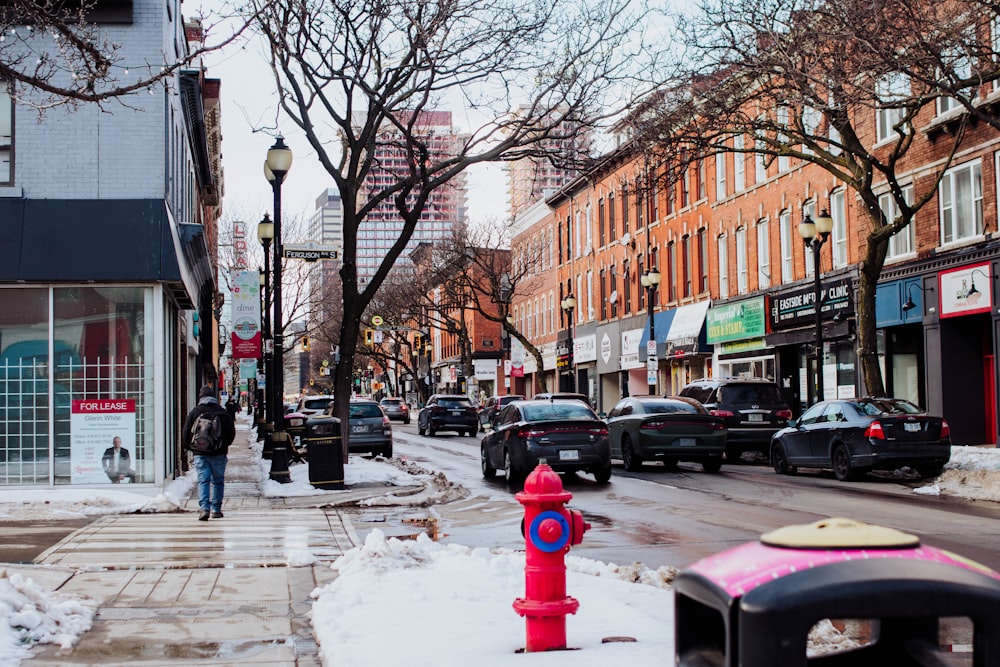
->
<box><xmin>561</xmin><ymin>294</ymin><xmax>577</xmax><ymax>393</ymax></box>
<box><xmin>640</xmin><ymin>267</ymin><xmax>661</xmax><ymax>394</ymax></box>
<box><xmin>798</xmin><ymin>209</ymin><xmax>834</xmax><ymax>405</ymax></box>
<box><xmin>264</xmin><ymin>137</ymin><xmax>293</xmax><ymax>483</ymax></box>
<box><xmin>257</xmin><ymin>217</ymin><xmax>273</xmax><ymax>429</ymax></box>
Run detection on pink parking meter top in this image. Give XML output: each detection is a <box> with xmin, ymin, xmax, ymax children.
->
<box><xmin>687</xmin><ymin>517</ymin><xmax>1000</xmax><ymax>598</ymax></box>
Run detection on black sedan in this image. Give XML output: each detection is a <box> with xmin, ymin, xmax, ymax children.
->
<box><xmin>480</xmin><ymin>399</ymin><xmax>611</xmax><ymax>485</ymax></box>
<box><xmin>606</xmin><ymin>396</ymin><xmax>727</xmax><ymax>472</ymax></box>
<box><xmin>417</xmin><ymin>394</ymin><xmax>479</xmax><ymax>437</ymax></box>
<box><xmin>770</xmin><ymin>397</ymin><xmax>951</xmax><ymax>481</ymax></box>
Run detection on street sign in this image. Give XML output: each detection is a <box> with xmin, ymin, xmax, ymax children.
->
<box><xmin>647</xmin><ymin>371</ymin><xmax>657</xmax><ymax>384</ymax></box>
<box><xmin>646</xmin><ymin>358</ymin><xmax>657</xmax><ymax>371</ymax></box>
<box><xmin>647</xmin><ymin>340</ymin><xmax>657</xmax><ymax>356</ymax></box>
<box><xmin>283</xmin><ymin>242</ymin><xmax>340</xmax><ymax>262</ymax></box>
<box><xmin>371</xmin><ymin>315</ymin><xmax>384</xmax><ymax>326</ymax></box>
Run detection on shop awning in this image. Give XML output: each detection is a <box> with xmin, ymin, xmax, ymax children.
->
<box><xmin>664</xmin><ymin>300</ymin><xmax>711</xmax><ymax>357</ymax></box>
<box><xmin>639</xmin><ymin>310</ymin><xmax>675</xmax><ymax>361</ymax></box>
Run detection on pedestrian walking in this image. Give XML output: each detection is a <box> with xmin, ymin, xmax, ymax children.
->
<box><xmin>182</xmin><ymin>385</ymin><xmax>236</xmax><ymax>521</ymax></box>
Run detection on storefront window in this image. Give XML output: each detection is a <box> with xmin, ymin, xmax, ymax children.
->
<box><xmin>0</xmin><ymin>289</ymin><xmax>52</xmax><ymax>484</ymax></box>
<box><xmin>0</xmin><ymin>287</ymin><xmax>152</xmax><ymax>485</ymax></box>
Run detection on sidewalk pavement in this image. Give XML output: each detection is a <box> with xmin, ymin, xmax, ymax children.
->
<box><xmin>10</xmin><ymin>415</ymin><xmax>392</xmax><ymax>667</ymax></box>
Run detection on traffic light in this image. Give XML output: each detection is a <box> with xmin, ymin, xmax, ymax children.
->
<box><xmin>414</xmin><ymin>333</ymin><xmax>423</xmax><ymax>349</ymax></box>
<box><xmin>301</xmin><ymin>335</ymin><xmax>309</xmax><ymax>351</ymax></box>
<box><xmin>364</xmin><ymin>329</ymin><xmax>374</xmax><ymax>346</ymax></box>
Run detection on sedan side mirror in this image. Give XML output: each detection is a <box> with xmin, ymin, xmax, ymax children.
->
<box><xmin>787</xmin><ymin>418</ymin><xmax>798</xmax><ymax>428</ymax></box>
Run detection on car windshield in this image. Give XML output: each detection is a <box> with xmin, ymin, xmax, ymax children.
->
<box><xmin>718</xmin><ymin>384</ymin><xmax>783</xmax><ymax>404</ymax></box>
<box><xmin>349</xmin><ymin>404</ymin><xmax>383</xmax><ymax>418</ymax></box>
<box><xmin>640</xmin><ymin>400</ymin><xmax>701</xmax><ymax>415</ymax></box>
<box><xmin>438</xmin><ymin>397</ymin><xmax>472</xmax><ymax>408</ymax></box>
<box><xmin>381</xmin><ymin>400</ymin><xmax>401</xmax><ymax>406</ymax></box>
<box><xmin>522</xmin><ymin>403</ymin><xmax>596</xmax><ymax>421</ymax></box>
<box><xmin>303</xmin><ymin>399</ymin><xmax>331</xmax><ymax>410</ymax></box>
<box><xmin>851</xmin><ymin>398</ymin><xmax>923</xmax><ymax>416</ymax></box>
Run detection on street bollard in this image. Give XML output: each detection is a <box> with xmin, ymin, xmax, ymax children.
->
<box><xmin>512</xmin><ymin>462</ymin><xmax>590</xmax><ymax>652</ymax></box>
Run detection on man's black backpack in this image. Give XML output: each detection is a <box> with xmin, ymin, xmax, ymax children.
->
<box><xmin>189</xmin><ymin>411</ymin><xmax>224</xmax><ymax>454</ymax></box>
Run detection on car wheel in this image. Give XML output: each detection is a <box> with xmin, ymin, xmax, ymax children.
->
<box><xmin>428</xmin><ymin>426</ymin><xmax>436</xmax><ymax>437</ymax></box>
<box><xmin>771</xmin><ymin>443</ymin><xmax>796</xmax><ymax>475</ymax></box>
<box><xmin>622</xmin><ymin>436</ymin><xmax>643</xmax><ymax>472</ymax></box>
<box><xmin>661</xmin><ymin>458</ymin><xmax>679</xmax><ymax>471</ymax></box>
<box><xmin>481</xmin><ymin>445</ymin><xmax>497</xmax><ymax>479</ymax></box>
<box><xmin>404</xmin><ymin>418</ymin><xmax>410</xmax><ymax>425</ymax></box>
<box><xmin>702</xmin><ymin>457</ymin><xmax>723</xmax><ymax>473</ymax></box>
<box><xmin>417</xmin><ymin>422</ymin><xmax>426</xmax><ymax>436</ymax></box>
<box><xmin>467</xmin><ymin>429</ymin><xmax>475</xmax><ymax>438</ymax></box>
<box><xmin>382</xmin><ymin>445</ymin><xmax>393</xmax><ymax>458</ymax></box>
<box><xmin>832</xmin><ymin>444</ymin><xmax>858</xmax><ymax>481</ymax></box>
<box><xmin>593</xmin><ymin>462</ymin><xmax>612</xmax><ymax>484</ymax></box>
<box><xmin>504</xmin><ymin>449</ymin><xmax>523</xmax><ymax>485</ymax></box>
<box><xmin>725</xmin><ymin>445</ymin><xmax>743</xmax><ymax>464</ymax></box>
<box><xmin>915</xmin><ymin>463</ymin><xmax>944</xmax><ymax>479</ymax></box>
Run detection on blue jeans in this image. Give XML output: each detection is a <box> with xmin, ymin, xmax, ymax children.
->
<box><xmin>193</xmin><ymin>454</ymin><xmax>227</xmax><ymax>513</ymax></box>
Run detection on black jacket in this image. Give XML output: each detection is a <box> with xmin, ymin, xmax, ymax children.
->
<box><xmin>182</xmin><ymin>397</ymin><xmax>236</xmax><ymax>456</ymax></box>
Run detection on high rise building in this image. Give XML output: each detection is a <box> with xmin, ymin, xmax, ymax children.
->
<box><xmin>506</xmin><ymin>106</ymin><xmax>592</xmax><ymax>218</ymax></box>
<box><xmin>357</xmin><ymin>110</ymin><xmax>468</xmax><ymax>285</ymax></box>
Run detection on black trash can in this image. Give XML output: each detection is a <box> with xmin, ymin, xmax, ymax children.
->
<box><xmin>303</xmin><ymin>416</ymin><xmax>344</xmax><ymax>490</ymax></box>
<box><xmin>674</xmin><ymin>517</ymin><xmax>1000</xmax><ymax>666</ymax></box>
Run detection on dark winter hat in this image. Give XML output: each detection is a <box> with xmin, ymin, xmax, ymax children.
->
<box><xmin>199</xmin><ymin>385</ymin><xmax>216</xmax><ymax>399</ymax></box>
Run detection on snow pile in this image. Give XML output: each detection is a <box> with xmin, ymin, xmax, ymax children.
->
<box><xmin>0</xmin><ymin>569</ymin><xmax>94</xmax><ymax>664</ymax></box>
<box><xmin>915</xmin><ymin>446</ymin><xmax>1000</xmax><ymax>502</ymax></box>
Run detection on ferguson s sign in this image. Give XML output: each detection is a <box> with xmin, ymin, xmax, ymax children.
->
<box><xmin>768</xmin><ymin>276</ymin><xmax>854</xmax><ymax>330</ymax></box>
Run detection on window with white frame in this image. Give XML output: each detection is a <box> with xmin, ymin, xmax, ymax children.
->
<box><xmin>587</xmin><ymin>270</ymin><xmax>594</xmax><ymax>320</ymax></box>
<box><xmin>876</xmin><ymin>72</ymin><xmax>910</xmax><ymax>143</ymax></box>
<box><xmin>801</xmin><ymin>105</ymin><xmax>820</xmax><ymax>156</ymax></box>
<box><xmin>585</xmin><ymin>203</ymin><xmax>593</xmax><ymax>251</ymax></box>
<box><xmin>937</xmin><ymin>42</ymin><xmax>975</xmax><ymax>116</ymax></box>
<box><xmin>576</xmin><ymin>274</ymin><xmax>583</xmax><ymax>322</ymax></box>
<box><xmin>757</xmin><ymin>218</ymin><xmax>770</xmax><ymax>288</ymax></box>
<box><xmin>734</xmin><ymin>135</ymin><xmax>745</xmax><ymax>191</ymax></box>
<box><xmin>879</xmin><ymin>186</ymin><xmax>915</xmax><ymax>260</ymax></box>
<box><xmin>736</xmin><ymin>226</ymin><xmax>748</xmax><ymax>294</ymax></box>
<box><xmin>754</xmin><ymin>126</ymin><xmax>767</xmax><ymax>184</ymax></box>
<box><xmin>940</xmin><ymin>160</ymin><xmax>983</xmax><ymax>244</ymax></box>
<box><xmin>831</xmin><ymin>189</ymin><xmax>847</xmax><ymax>268</ymax></box>
<box><xmin>803</xmin><ymin>200</ymin><xmax>817</xmax><ymax>276</ymax></box>
<box><xmin>715</xmin><ymin>152</ymin><xmax>726</xmax><ymax>200</ymax></box>
<box><xmin>776</xmin><ymin>107</ymin><xmax>790</xmax><ymax>172</ymax></box>
<box><xmin>779</xmin><ymin>209</ymin><xmax>793</xmax><ymax>283</ymax></box>
<box><xmin>0</xmin><ymin>80</ymin><xmax>11</xmax><ymax>185</ymax></box>
<box><xmin>717</xmin><ymin>234</ymin><xmax>729</xmax><ymax>299</ymax></box>
<box><xmin>994</xmin><ymin>16</ymin><xmax>1000</xmax><ymax>91</ymax></box>
<box><xmin>828</xmin><ymin>92</ymin><xmax>842</xmax><ymax>156</ymax></box>
<box><xmin>574</xmin><ymin>209</ymin><xmax>582</xmax><ymax>257</ymax></box>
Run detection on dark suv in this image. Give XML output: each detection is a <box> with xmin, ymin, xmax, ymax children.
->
<box><xmin>418</xmin><ymin>394</ymin><xmax>479</xmax><ymax>437</ymax></box>
<box><xmin>679</xmin><ymin>378</ymin><xmax>792</xmax><ymax>462</ymax></box>
<box><xmin>479</xmin><ymin>394</ymin><xmax>525</xmax><ymax>431</ymax></box>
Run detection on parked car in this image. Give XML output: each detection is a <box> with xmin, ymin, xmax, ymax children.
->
<box><xmin>605</xmin><ymin>396</ymin><xmax>727</xmax><ymax>472</ymax></box>
<box><xmin>379</xmin><ymin>397</ymin><xmax>411</xmax><ymax>424</ymax></box>
<box><xmin>679</xmin><ymin>377</ymin><xmax>792</xmax><ymax>462</ymax></box>
<box><xmin>305</xmin><ymin>398</ymin><xmax>393</xmax><ymax>458</ymax></box>
<box><xmin>418</xmin><ymin>394</ymin><xmax>479</xmax><ymax>437</ymax></box>
<box><xmin>481</xmin><ymin>398</ymin><xmax>611</xmax><ymax>485</ymax></box>
<box><xmin>479</xmin><ymin>394</ymin><xmax>526</xmax><ymax>431</ymax></box>
<box><xmin>531</xmin><ymin>392</ymin><xmax>590</xmax><ymax>405</ymax></box>
<box><xmin>769</xmin><ymin>397</ymin><xmax>951</xmax><ymax>481</ymax></box>
<box><xmin>293</xmin><ymin>394</ymin><xmax>335</xmax><ymax>417</ymax></box>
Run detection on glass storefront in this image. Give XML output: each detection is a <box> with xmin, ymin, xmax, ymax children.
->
<box><xmin>1</xmin><ymin>286</ymin><xmax>154</xmax><ymax>485</ymax></box>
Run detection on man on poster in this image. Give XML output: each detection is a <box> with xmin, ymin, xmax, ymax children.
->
<box><xmin>102</xmin><ymin>436</ymin><xmax>136</xmax><ymax>483</ymax></box>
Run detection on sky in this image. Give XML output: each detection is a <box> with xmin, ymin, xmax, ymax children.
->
<box><xmin>2</xmin><ymin>444</ymin><xmax>999</xmax><ymax>664</ymax></box>
<box><xmin>193</xmin><ymin>2</ymin><xmax>508</xmax><ymax>237</ymax></box>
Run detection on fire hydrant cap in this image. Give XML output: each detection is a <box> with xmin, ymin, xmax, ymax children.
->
<box><xmin>761</xmin><ymin>517</ymin><xmax>920</xmax><ymax>550</ymax></box>
<box><xmin>517</xmin><ymin>463</ymin><xmax>573</xmax><ymax>503</ymax></box>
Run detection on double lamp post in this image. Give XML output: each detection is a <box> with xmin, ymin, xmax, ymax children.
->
<box><xmin>259</xmin><ymin>137</ymin><xmax>293</xmax><ymax>483</ymax></box>
<box><xmin>799</xmin><ymin>209</ymin><xmax>834</xmax><ymax>405</ymax></box>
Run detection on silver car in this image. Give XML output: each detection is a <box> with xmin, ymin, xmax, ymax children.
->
<box><xmin>379</xmin><ymin>397</ymin><xmax>411</xmax><ymax>424</ymax></box>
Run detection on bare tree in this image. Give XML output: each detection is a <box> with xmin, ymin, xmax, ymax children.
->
<box><xmin>651</xmin><ymin>0</ymin><xmax>976</xmax><ymax>398</ymax></box>
<box><xmin>1</xmin><ymin>1</ymin><xmax>253</xmax><ymax>109</ymax></box>
<box><xmin>247</xmin><ymin>0</ymin><xmax>663</xmax><ymax>456</ymax></box>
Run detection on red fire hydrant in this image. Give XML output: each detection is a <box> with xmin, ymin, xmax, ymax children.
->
<box><xmin>513</xmin><ymin>462</ymin><xmax>591</xmax><ymax>652</ymax></box>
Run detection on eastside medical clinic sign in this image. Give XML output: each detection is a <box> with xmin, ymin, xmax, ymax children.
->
<box><xmin>70</xmin><ymin>399</ymin><xmax>137</xmax><ymax>484</ymax></box>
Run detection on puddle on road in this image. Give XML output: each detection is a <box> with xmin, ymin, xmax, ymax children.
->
<box><xmin>353</xmin><ymin>510</ymin><xmax>445</xmax><ymax>542</ymax></box>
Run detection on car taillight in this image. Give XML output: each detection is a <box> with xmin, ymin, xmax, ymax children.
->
<box><xmin>864</xmin><ymin>421</ymin><xmax>885</xmax><ymax>439</ymax></box>
<box><xmin>776</xmin><ymin>410</ymin><xmax>792</xmax><ymax>420</ymax></box>
<box><xmin>382</xmin><ymin>416</ymin><xmax>391</xmax><ymax>428</ymax></box>
<box><xmin>708</xmin><ymin>421</ymin><xmax>726</xmax><ymax>430</ymax></box>
<box><xmin>401</xmin><ymin>405</ymin><xmax>408</xmax><ymax>412</ymax></box>
<box><xmin>711</xmin><ymin>409</ymin><xmax>735</xmax><ymax>418</ymax></box>
<box><xmin>588</xmin><ymin>426</ymin><xmax>609</xmax><ymax>436</ymax></box>
<box><xmin>517</xmin><ymin>427</ymin><xmax>545</xmax><ymax>439</ymax></box>
<box><xmin>643</xmin><ymin>420</ymin><xmax>668</xmax><ymax>430</ymax></box>
<box><xmin>941</xmin><ymin>420</ymin><xmax>950</xmax><ymax>439</ymax></box>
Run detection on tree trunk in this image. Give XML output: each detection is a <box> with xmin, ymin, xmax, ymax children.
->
<box><xmin>856</xmin><ymin>222</ymin><xmax>889</xmax><ymax>398</ymax></box>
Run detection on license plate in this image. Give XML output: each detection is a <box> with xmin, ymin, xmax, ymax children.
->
<box><xmin>351</xmin><ymin>424</ymin><xmax>368</xmax><ymax>433</ymax></box>
<box><xmin>904</xmin><ymin>423</ymin><xmax>920</xmax><ymax>432</ymax></box>
<box><xmin>676</xmin><ymin>438</ymin><xmax>696</xmax><ymax>447</ymax></box>
<box><xmin>451</xmin><ymin>410</ymin><xmax>462</xmax><ymax>415</ymax></box>
<box><xmin>748</xmin><ymin>413</ymin><xmax>763</xmax><ymax>422</ymax></box>
<box><xmin>559</xmin><ymin>450</ymin><xmax>580</xmax><ymax>461</ymax></box>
